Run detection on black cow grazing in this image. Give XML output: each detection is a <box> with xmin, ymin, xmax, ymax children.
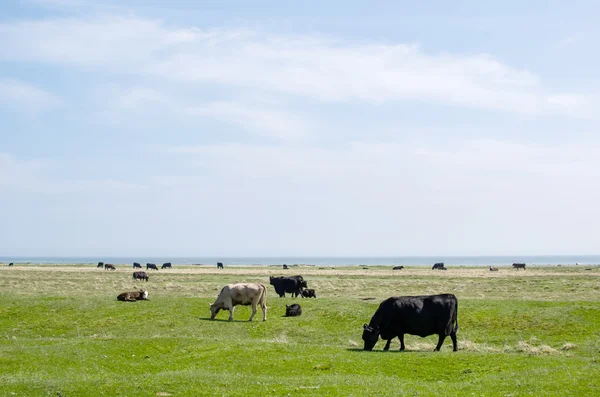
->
<box><xmin>489</xmin><ymin>266</ymin><xmax>499</xmax><ymax>272</ymax></box>
<box><xmin>512</xmin><ymin>263</ymin><xmax>526</xmax><ymax>270</ymax></box>
<box><xmin>269</xmin><ymin>275</ymin><xmax>307</xmax><ymax>298</ymax></box>
<box><xmin>217</xmin><ymin>262</ymin><xmax>224</xmax><ymax>269</ymax></box>
<box><xmin>97</xmin><ymin>262</ymin><xmax>104</xmax><ymax>268</ymax></box>
<box><xmin>362</xmin><ymin>294</ymin><xmax>458</xmax><ymax>352</ymax></box>
<box><xmin>8</xmin><ymin>262</ymin><xmax>14</xmax><ymax>267</ymax></box>
<box><xmin>104</xmin><ymin>264</ymin><xmax>116</xmax><ymax>271</ymax></box>
<box><xmin>162</xmin><ymin>262</ymin><xmax>172</xmax><ymax>269</ymax></box>
<box><xmin>133</xmin><ymin>262</ymin><xmax>142</xmax><ymax>269</ymax></box>
<box><xmin>432</xmin><ymin>262</ymin><xmax>446</xmax><ymax>270</ymax></box>
<box><xmin>117</xmin><ymin>289</ymin><xmax>149</xmax><ymax>302</ymax></box>
<box><xmin>300</xmin><ymin>288</ymin><xmax>316</xmax><ymax>298</ymax></box>
<box><xmin>285</xmin><ymin>304</ymin><xmax>302</xmax><ymax>317</ymax></box>
<box><xmin>393</xmin><ymin>266</ymin><xmax>404</xmax><ymax>270</ymax></box>
<box><xmin>283</xmin><ymin>264</ymin><xmax>289</xmax><ymax>269</ymax></box>
<box><xmin>133</xmin><ymin>271</ymin><xmax>149</xmax><ymax>281</ymax></box>
<box><xmin>146</xmin><ymin>263</ymin><xmax>158</xmax><ymax>271</ymax></box>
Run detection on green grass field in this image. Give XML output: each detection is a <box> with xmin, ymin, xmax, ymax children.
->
<box><xmin>1</xmin><ymin>265</ymin><xmax>599</xmax><ymax>396</ymax></box>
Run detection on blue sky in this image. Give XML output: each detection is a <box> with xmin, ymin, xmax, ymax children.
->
<box><xmin>1</xmin><ymin>0</ymin><xmax>599</xmax><ymax>256</ymax></box>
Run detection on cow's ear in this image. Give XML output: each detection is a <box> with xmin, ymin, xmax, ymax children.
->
<box><xmin>363</xmin><ymin>323</ymin><xmax>369</xmax><ymax>330</ymax></box>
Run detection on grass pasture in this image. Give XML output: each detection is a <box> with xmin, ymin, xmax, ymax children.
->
<box><xmin>1</xmin><ymin>264</ymin><xmax>599</xmax><ymax>396</ymax></box>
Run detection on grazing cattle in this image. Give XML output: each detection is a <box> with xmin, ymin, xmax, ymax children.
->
<box><xmin>104</xmin><ymin>264</ymin><xmax>116</xmax><ymax>271</ymax></box>
<box><xmin>489</xmin><ymin>266</ymin><xmax>499</xmax><ymax>272</ymax></box>
<box><xmin>132</xmin><ymin>271</ymin><xmax>149</xmax><ymax>281</ymax></box>
<box><xmin>209</xmin><ymin>283</ymin><xmax>267</xmax><ymax>321</ymax></box>
<box><xmin>432</xmin><ymin>262</ymin><xmax>446</xmax><ymax>270</ymax></box>
<box><xmin>283</xmin><ymin>264</ymin><xmax>289</xmax><ymax>270</ymax></box>
<box><xmin>285</xmin><ymin>303</ymin><xmax>302</xmax><ymax>317</ymax></box>
<box><xmin>393</xmin><ymin>266</ymin><xmax>404</xmax><ymax>270</ymax></box>
<box><xmin>269</xmin><ymin>275</ymin><xmax>307</xmax><ymax>298</ymax></box>
<box><xmin>146</xmin><ymin>263</ymin><xmax>158</xmax><ymax>271</ymax></box>
<box><xmin>512</xmin><ymin>263</ymin><xmax>526</xmax><ymax>270</ymax></box>
<box><xmin>97</xmin><ymin>262</ymin><xmax>104</xmax><ymax>268</ymax></box>
<box><xmin>362</xmin><ymin>294</ymin><xmax>458</xmax><ymax>352</ymax></box>
<box><xmin>8</xmin><ymin>262</ymin><xmax>14</xmax><ymax>267</ymax></box>
<box><xmin>162</xmin><ymin>262</ymin><xmax>172</xmax><ymax>269</ymax></box>
<box><xmin>300</xmin><ymin>288</ymin><xmax>316</xmax><ymax>298</ymax></box>
<box><xmin>117</xmin><ymin>289</ymin><xmax>148</xmax><ymax>302</ymax></box>
<box><xmin>133</xmin><ymin>262</ymin><xmax>142</xmax><ymax>269</ymax></box>
<box><xmin>217</xmin><ymin>262</ymin><xmax>224</xmax><ymax>269</ymax></box>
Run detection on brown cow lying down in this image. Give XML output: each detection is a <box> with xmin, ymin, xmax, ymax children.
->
<box><xmin>210</xmin><ymin>283</ymin><xmax>267</xmax><ymax>321</ymax></box>
<box><xmin>117</xmin><ymin>290</ymin><xmax>149</xmax><ymax>302</ymax></box>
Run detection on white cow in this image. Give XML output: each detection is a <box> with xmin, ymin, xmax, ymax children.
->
<box><xmin>209</xmin><ymin>283</ymin><xmax>267</xmax><ymax>321</ymax></box>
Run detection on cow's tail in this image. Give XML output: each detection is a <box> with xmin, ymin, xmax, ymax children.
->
<box><xmin>447</xmin><ymin>297</ymin><xmax>459</xmax><ymax>335</ymax></box>
<box><xmin>258</xmin><ymin>284</ymin><xmax>267</xmax><ymax>307</ymax></box>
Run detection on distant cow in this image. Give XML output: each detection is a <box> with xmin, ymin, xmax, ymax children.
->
<box><xmin>269</xmin><ymin>275</ymin><xmax>307</xmax><ymax>298</ymax></box>
<box><xmin>133</xmin><ymin>271</ymin><xmax>149</xmax><ymax>281</ymax></box>
<box><xmin>209</xmin><ymin>283</ymin><xmax>267</xmax><ymax>321</ymax></box>
<box><xmin>117</xmin><ymin>289</ymin><xmax>149</xmax><ymax>302</ymax></box>
<box><xmin>393</xmin><ymin>266</ymin><xmax>404</xmax><ymax>270</ymax></box>
<box><xmin>8</xmin><ymin>262</ymin><xmax>14</xmax><ymax>267</ymax></box>
<box><xmin>146</xmin><ymin>263</ymin><xmax>158</xmax><ymax>271</ymax></box>
<box><xmin>217</xmin><ymin>262</ymin><xmax>224</xmax><ymax>269</ymax></box>
<box><xmin>104</xmin><ymin>264</ymin><xmax>116</xmax><ymax>271</ymax></box>
<box><xmin>489</xmin><ymin>266</ymin><xmax>499</xmax><ymax>271</ymax></box>
<box><xmin>512</xmin><ymin>263</ymin><xmax>526</xmax><ymax>270</ymax></box>
<box><xmin>285</xmin><ymin>303</ymin><xmax>302</xmax><ymax>317</ymax></box>
<box><xmin>300</xmin><ymin>288</ymin><xmax>316</xmax><ymax>298</ymax></box>
<box><xmin>362</xmin><ymin>294</ymin><xmax>458</xmax><ymax>352</ymax></box>
<box><xmin>432</xmin><ymin>263</ymin><xmax>446</xmax><ymax>270</ymax></box>
<box><xmin>97</xmin><ymin>262</ymin><xmax>104</xmax><ymax>268</ymax></box>
<box><xmin>162</xmin><ymin>262</ymin><xmax>172</xmax><ymax>269</ymax></box>
<box><xmin>133</xmin><ymin>262</ymin><xmax>142</xmax><ymax>269</ymax></box>
<box><xmin>283</xmin><ymin>264</ymin><xmax>289</xmax><ymax>270</ymax></box>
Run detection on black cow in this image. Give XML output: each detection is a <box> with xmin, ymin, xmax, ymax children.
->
<box><xmin>133</xmin><ymin>271</ymin><xmax>149</xmax><ymax>281</ymax></box>
<box><xmin>362</xmin><ymin>294</ymin><xmax>458</xmax><ymax>352</ymax></box>
<box><xmin>512</xmin><ymin>263</ymin><xmax>526</xmax><ymax>270</ymax></box>
<box><xmin>283</xmin><ymin>264</ymin><xmax>289</xmax><ymax>270</ymax></box>
<box><xmin>432</xmin><ymin>262</ymin><xmax>446</xmax><ymax>270</ymax></box>
<box><xmin>269</xmin><ymin>275</ymin><xmax>307</xmax><ymax>298</ymax></box>
<box><xmin>393</xmin><ymin>266</ymin><xmax>404</xmax><ymax>270</ymax></box>
<box><xmin>104</xmin><ymin>264</ymin><xmax>116</xmax><ymax>271</ymax></box>
<box><xmin>146</xmin><ymin>263</ymin><xmax>158</xmax><ymax>271</ymax></box>
<box><xmin>133</xmin><ymin>262</ymin><xmax>142</xmax><ymax>269</ymax></box>
<box><xmin>285</xmin><ymin>304</ymin><xmax>302</xmax><ymax>317</ymax></box>
<box><xmin>97</xmin><ymin>262</ymin><xmax>104</xmax><ymax>268</ymax></box>
<box><xmin>162</xmin><ymin>262</ymin><xmax>172</xmax><ymax>269</ymax></box>
<box><xmin>217</xmin><ymin>262</ymin><xmax>224</xmax><ymax>269</ymax></box>
<box><xmin>300</xmin><ymin>288</ymin><xmax>316</xmax><ymax>298</ymax></box>
<box><xmin>8</xmin><ymin>262</ymin><xmax>14</xmax><ymax>267</ymax></box>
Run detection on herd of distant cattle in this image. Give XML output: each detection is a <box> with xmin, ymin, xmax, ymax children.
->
<box><xmin>101</xmin><ymin>260</ymin><xmax>533</xmax><ymax>352</ymax></box>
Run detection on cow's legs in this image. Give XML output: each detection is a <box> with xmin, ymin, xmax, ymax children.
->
<box><xmin>399</xmin><ymin>334</ymin><xmax>405</xmax><ymax>351</ymax></box>
<box><xmin>450</xmin><ymin>332</ymin><xmax>458</xmax><ymax>351</ymax></box>
<box><xmin>227</xmin><ymin>303</ymin><xmax>234</xmax><ymax>321</ymax></box>
<box><xmin>435</xmin><ymin>334</ymin><xmax>447</xmax><ymax>351</ymax></box>
<box><xmin>261</xmin><ymin>303</ymin><xmax>267</xmax><ymax>321</ymax></box>
<box><xmin>383</xmin><ymin>339</ymin><xmax>392</xmax><ymax>351</ymax></box>
<box><xmin>249</xmin><ymin>303</ymin><xmax>257</xmax><ymax>321</ymax></box>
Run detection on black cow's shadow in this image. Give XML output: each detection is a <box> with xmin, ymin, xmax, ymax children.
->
<box><xmin>346</xmin><ymin>348</ymin><xmax>418</xmax><ymax>353</ymax></box>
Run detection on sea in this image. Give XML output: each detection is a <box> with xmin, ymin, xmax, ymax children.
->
<box><xmin>1</xmin><ymin>255</ymin><xmax>599</xmax><ymax>266</ymax></box>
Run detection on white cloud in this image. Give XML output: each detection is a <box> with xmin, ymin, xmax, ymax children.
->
<box><xmin>0</xmin><ymin>78</ymin><xmax>62</xmax><ymax>111</ymax></box>
<box><xmin>0</xmin><ymin>16</ymin><xmax>593</xmax><ymax>117</ymax></box>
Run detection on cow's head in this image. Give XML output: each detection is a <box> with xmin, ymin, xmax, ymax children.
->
<box><xmin>362</xmin><ymin>323</ymin><xmax>379</xmax><ymax>351</ymax></box>
<box><xmin>140</xmin><ymin>290</ymin><xmax>148</xmax><ymax>299</ymax></box>
<box><xmin>209</xmin><ymin>303</ymin><xmax>222</xmax><ymax>319</ymax></box>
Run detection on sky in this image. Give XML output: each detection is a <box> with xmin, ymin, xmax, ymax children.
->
<box><xmin>1</xmin><ymin>0</ymin><xmax>599</xmax><ymax>256</ymax></box>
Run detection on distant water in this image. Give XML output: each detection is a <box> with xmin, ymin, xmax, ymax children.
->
<box><xmin>1</xmin><ymin>255</ymin><xmax>599</xmax><ymax>266</ymax></box>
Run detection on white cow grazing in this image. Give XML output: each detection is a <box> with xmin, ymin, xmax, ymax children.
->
<box><xmin>210</xmin><ymin>283</ymin><xmax>267</xmax><ymax>321</ymax></box>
